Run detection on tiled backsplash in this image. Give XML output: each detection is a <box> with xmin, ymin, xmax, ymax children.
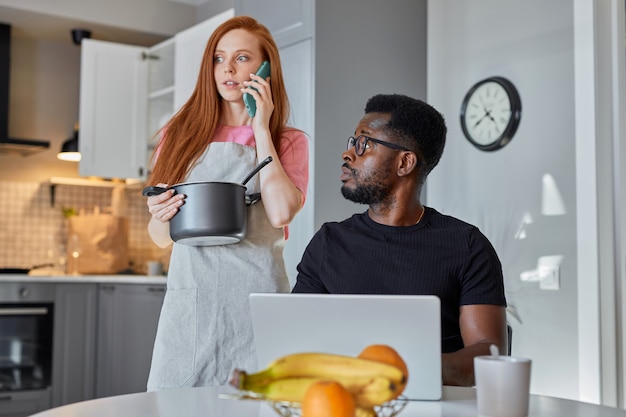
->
<box><xmin>0</xmin><ymin>181</ymin><xmax>170</xmax><ymax>274</ymax></box>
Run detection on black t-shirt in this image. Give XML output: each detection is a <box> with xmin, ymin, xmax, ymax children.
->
<box><xmin>292</xmin><ymin>207</ymin><xmax>507</xmax><ymax>353</ymax></box>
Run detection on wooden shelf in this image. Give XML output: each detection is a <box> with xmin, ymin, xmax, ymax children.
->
<box><xmin>45</xmin><ymin>177</ymin><xmax>144</xmax><ymax>207</ymax></box>
<box><xmin>48</xmin><ymin>177</ymin><xmax>143</xmax><ymax>188</ymax></box>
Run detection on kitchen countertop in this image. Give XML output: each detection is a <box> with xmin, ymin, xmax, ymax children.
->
<box><xmin>0</xmin><ymin>274</ymin><xmax>167</xmax><ymax>285</ymax></box>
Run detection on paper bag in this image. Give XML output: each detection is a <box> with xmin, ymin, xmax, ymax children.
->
<box><xmin>67</xmin><ymin>213</ymin><xmax>130</xmax><ymax>274</ymax></box>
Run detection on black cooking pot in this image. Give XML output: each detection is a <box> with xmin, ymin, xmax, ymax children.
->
<box><xmin>142</xmin><ymin>156</ymin><xmax>273</xmax><ymax>246</ymax></box>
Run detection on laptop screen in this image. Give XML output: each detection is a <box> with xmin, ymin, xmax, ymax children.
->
<box><xmin>249</xmin><ymin>293</ymin><xmax>442</xmax><ymax>400</ymax></box>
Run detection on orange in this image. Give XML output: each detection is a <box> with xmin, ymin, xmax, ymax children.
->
<box><xmin>357</xmin><ymin>344</ymin><xmax>409</xmax><ymax>377</ymax></box>
<box><xmin>357</xmin><ymin>344</ymin><xmax>408</xmax><ymax>397</ymax></box>
<box><xmin>301</xmin><ymin>380</ymin><xmax>356</xmax><ymax>417</ymax></box>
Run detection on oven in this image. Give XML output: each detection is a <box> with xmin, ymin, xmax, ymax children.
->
<box><xmin>0</xmin><ymin>282</ymin><xmax>54</xmax><ymax>416</ymax></box>
<box><xmin>0</xmin><ymin>303</ymin><xmax>53</xmax><ymax>391</ymax></box>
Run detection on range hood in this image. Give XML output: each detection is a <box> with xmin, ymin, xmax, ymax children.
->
<box><xmin>0</xmin><ymin>23</ymin><xmax>50</xmax><ymax>156</ymax></box>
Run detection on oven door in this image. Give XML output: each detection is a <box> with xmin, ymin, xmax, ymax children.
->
<box><xmin>0</xmin><ymin>303</ymin><xmax>53</xmax><ymax>391</ymax></box>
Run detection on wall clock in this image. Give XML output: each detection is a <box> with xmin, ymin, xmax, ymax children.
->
<box><xmin>460</xmin><ymin>76</ymin><xmax>522</xmax><ymax>151</ymax></box>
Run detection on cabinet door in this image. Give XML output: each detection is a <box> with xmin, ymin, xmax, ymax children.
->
<box><xmin>52</xmin><ymin>284</ymin><xmax>97</xmax><ymax>407</ymax></box>
<box><xmin>95</xmin><ymin>284</ymin><xmax>165</xmax><ymax>398</ymax></box>
<box><xmin>174</xmin><ymin>8</ymin><xmax>234</xmax><ymax>110</ymax></box>
<box><xmin>146</xmin><ymin>38</ymin><xmax>175</xmax><ymax>175</ymax></box>
<box><xmin>235</xmin><ymin>0</ymin><xmax>312</xmax><ymax>47</ymax></box>
<box><xmin>79</xmin><ymin>39</ymin><xmax>148</xmax><ymax>179</ymax></box>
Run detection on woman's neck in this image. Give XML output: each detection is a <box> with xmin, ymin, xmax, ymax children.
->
<box><xmin>221</xmin><ymin>100</ymin><xmax>252</xmax><ymax>126</ymax></box>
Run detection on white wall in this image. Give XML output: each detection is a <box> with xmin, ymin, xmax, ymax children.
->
<box><xmin>314</xmin><ymin>0</ymin><xmax>428</xmax><ymax>226</ymax></box>
<box><xmin>427</xmin><ymin>0</ymin><xmax>578</xmax><ymax>400</ymax></box>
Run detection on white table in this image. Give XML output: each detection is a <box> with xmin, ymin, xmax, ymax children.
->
<box><xmin>29</xmin><ymin>386</ymin><xmax>626</xmax><ymax>417</ymax></box>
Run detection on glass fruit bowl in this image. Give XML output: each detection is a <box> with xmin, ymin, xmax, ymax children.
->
<box><xmin>220</xmin><ymin>392</ymin><xmax>408</xmax><ymax>417</ymax></box>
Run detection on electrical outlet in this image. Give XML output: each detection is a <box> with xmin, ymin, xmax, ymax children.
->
<box><xmin>539</xmin><ymin>265</ymin><xmax>560</xmax><ymax>290</ymax></box>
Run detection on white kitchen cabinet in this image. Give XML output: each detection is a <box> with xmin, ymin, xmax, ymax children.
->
<box><xmin>95</xmin><ymin>283</ymin><xmax>165</xmax><ymax>398</ymax></box>
<box><xmin>174</xmin><ymin>13</ymin><xmax>234</xmax><ymax>110</ymax></box>
<box><xmin>79</xmin><ymin>39</ymin><xmax>148</xmax><ymax>180</ymax></box>
<box><xmin>145</xmin><ymin>38</ymin><xmax>175</xmax><ymax>159</ymax></box>
<box><xmin>235</xmin><ymin>0</ymin><xmax>313</xmax><ymax>48</ymax></box>
<box><xmin>78</xmin><ymin>9</ymin><xmax>234</xmax><ymax>180</ymax></box>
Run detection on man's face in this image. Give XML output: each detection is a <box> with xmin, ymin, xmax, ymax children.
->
<box><xmin>340</xmin><ymin>112</ymin><xmax>398</xmax><ymax>205</ymax></box>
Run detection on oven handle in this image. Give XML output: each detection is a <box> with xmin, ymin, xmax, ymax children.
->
<box><xmin>0</xmin><ymin>307</ymin><xmax>49</xmax><ymax>315</ymax></box>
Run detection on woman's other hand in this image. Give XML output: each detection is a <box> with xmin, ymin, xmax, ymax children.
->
<box><xmin>147</xmin><ymin>184</ymin><xmax>185</xmax><ymax>223</ymax></box>
<box><xmin>146</xmin><ymin>184</ymin><xmax>184</xmax><ymax>248</ymax></box>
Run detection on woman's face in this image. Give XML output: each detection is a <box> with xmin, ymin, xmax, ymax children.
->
<box><xmin>213</xmin><ymin>29</ymin><xmax>265</xmax><ymax>103</ymax></box>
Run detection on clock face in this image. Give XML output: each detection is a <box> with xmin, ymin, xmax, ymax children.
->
<box><xmin>460</xmin><ymin>77</ymin><xmax>521</xmax><ymax>151</ymax></box>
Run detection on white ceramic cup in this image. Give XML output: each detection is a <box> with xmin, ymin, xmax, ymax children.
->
<box><xmin>147</xmin><ymin>261</ymin><xmax>164</xmax><ymax>276</ymax></box>
<box><xmin>474</xmin><ymin>355</ymin><xmax>532</xmax><ymax>417</ymax></box>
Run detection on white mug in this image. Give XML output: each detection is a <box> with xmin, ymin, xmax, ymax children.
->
<box><xmin>147</xmin><ymin>261</ymin><xmax>164</xmax><ymax>276</ymax></box>
<box><xmin>474</xmin><ymin>355</ymin><xmax>532</xmax><ymax>417</ymax></box>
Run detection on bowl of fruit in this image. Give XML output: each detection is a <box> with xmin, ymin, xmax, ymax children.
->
<box><xmin>223</xmin><ymin>344</ymin><xmax>409</xmax><ymax>417</ymax></box>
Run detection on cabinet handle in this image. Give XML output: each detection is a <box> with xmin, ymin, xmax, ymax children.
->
<box><xmin>100</xmin><ymin>285</ymin><xmax>116</xmax><ymax>292</ymax></box>
<box><xmin>0</xmin><ymin>395</ymin><xmax>12</xmax><ymax>401</ymax></box>
<box><xmin>147</xmin><ymin>287</ymin><xmax>165</xmax><ymax>293</ymax></box>
<box><xmin>142</xmin><ymin>52</ymin><xmax>160</xmax><ymax>60</ymax></box>
<box><xmin>0</xmin><ymin>307</ymin><xmax>48</xmax><ymax>316</ymax></box>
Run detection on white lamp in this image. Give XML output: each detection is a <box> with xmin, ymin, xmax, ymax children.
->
<box><xmin>541</xmin><ymin>173</ymin><xmax>566</xmax><ymax>216</ymax></box>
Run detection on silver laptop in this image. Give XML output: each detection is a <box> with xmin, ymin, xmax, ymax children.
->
<box><xmin>248</xmin><ymin>293</ymin><xmax>442</xmax><ymax>401</ymax></box>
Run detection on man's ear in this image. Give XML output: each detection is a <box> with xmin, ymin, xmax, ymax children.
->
<box><xmin>397</xmin><ymin>151</ymin><xmax>419</xmax><ymax>177</ymax></box>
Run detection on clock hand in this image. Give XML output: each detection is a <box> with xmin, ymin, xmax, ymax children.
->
<box><xmin>473</xmin><ymin>112</ymin><xmax>489</xmax><ymax>128</ymax></box>
<box><xmin>481</xmin><ymin>107</ymin><xmax>497</xmax><ymax>124</ymax></box>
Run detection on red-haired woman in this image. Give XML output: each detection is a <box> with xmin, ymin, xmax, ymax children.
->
<box><xmin>145</xmin><ymin>16</ymin><xmax>309</xmax><ymax>390</ymax></box>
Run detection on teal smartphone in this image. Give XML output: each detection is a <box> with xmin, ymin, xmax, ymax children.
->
<box><xmin>243</xmin><ymin>61</ymin><xmax>271</xmax><ymax>117</ymax></box>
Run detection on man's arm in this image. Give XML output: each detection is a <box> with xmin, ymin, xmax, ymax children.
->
<box><xmin>441</xmin><ymin>304</ymin><xmax>507</xmax><ymax>386</ymax></box>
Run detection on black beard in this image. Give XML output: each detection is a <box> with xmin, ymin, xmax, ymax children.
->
<box><xmin>340</xmin><ymin>166</ymin><xmax>393</xmax><ymax>205</ymax></box>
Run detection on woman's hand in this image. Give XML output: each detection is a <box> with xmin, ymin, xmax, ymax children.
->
<box><xmin>242</xmin><ymin>73</ymin><xmax>305</xmax><ymax>228</ymax></box>
<box><xmin>146</xmin><ymin>184</ymin><xmax>184</xmax><ymax>248</ymax></box>
<box><xmin>147</xmin><ymin>184</ymin><xmax>185</xmax><ymax>223</ymax></box>
<box><xmin>242</xmin><ymin>72</ymin><xmax>273</xmax><ymax>128</ymax></box>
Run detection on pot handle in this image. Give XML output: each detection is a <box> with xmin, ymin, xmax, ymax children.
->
<box><xmin>142</xmin><ymin>186</ymin><xmax>171</xmax><ymax>197</ymax></box>
<box><xmin>245</xmin><ymin>193</ymin><xmax>262</xmax><ymax>206</ymax></box>
<box><xmin>241</xmin><ymin>156</ymin><xmax>273</xmax><ymax>186</ymax></box>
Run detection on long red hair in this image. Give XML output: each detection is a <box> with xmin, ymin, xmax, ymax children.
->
<box><xmin>147</xmin><ymin>16</ymin><xmax>293</xmax><ymax>186</ymax></box>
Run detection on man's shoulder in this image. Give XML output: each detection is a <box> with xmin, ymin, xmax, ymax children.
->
<box><xmin>426</xmin><ymin>207</ymin><xmax>478</xmax><ymax>230</ymax></box>
<box><xmin>319</xmin><ymin>212</ymin><xmax>364</xmax><ymax>229</ymax></box>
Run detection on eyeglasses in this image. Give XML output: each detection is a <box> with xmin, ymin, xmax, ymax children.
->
<box><xmin>346</xmin><ymin>135</ymin><xmax>411</xmax><ymax>156</ymax></box>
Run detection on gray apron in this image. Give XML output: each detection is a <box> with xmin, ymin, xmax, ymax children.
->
<box><xmin>147</xmin><ymin>140</ymin><xmax>290</xmax><ymax>390</ymax></box>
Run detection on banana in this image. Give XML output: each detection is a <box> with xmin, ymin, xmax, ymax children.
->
<box><xmin>340</xmin><ymin>374</ymin><xmax>399</xmax><ymax>408</ymax></box>
<box><xmin>233</xmin><ymin>373</ymin><xmax>398</xmax><ymax>407</ymax></box>
<box><xmin>247</xmin><ymin>376</ymin><xmax>323</xmax><ymax>402</ymax></box>
<box><xmin>355</xmin><ymin>407</ymin><xmax>377</xmax><ymax>417</ymax></box>
<box><xmin>231</xmin><ymin>352</ymin><xmax>407</xmax><ymax>389</ymax></box>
